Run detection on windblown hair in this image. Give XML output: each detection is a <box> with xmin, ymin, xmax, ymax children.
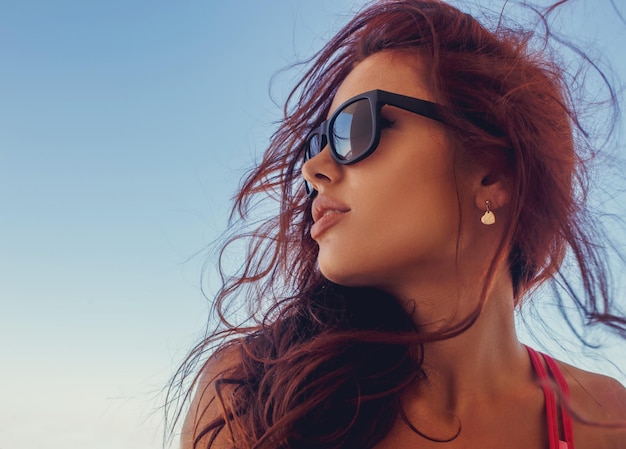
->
<box><xmin>168</xmin><ymin>1</ymin><xmax>626</xmax><ymax>448</ymax></box>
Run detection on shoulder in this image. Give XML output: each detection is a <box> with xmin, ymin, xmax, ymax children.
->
<box><xmin>180</xmin><ymin>342</ymin><xmax>243</xmax><ymax>449</ymax></box>
<box><xmin>555</xmin><ymin>359</ymin><xmax>626</xmax><ymax>449</ymax></box>
<box><xmin>557</xmin><ymin>360</ymin><xmax>626</xmax><ymax>420</ymax></box>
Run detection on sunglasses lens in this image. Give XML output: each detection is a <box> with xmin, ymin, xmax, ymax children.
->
<box><xmin>331</xmin><ymin>98</ymin><xmax>374</xmax><ymax>162</ymax></box>
<box><xmin>304</xmin><ymin>133</ymin><xmax>318</xmax><ymax>196</ymax></box>
<box><xmin>303</xmin><ymin>97</ymin><xmax>374</xmax><ymax>196</ymax></box>
<box><xmin>306</xmin><ymin>133</ymin><xmax>322</xmax><ymax>161</ymax></box>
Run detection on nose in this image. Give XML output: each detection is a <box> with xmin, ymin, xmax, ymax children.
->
<box><xmin>301</xmin><ymin>146</ymin><xmax>343</xmax><ymax>195</ymax></box>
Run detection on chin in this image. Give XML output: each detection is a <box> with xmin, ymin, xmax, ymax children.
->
<box><xmin>319</xmin><ymin>264</ymin><xmax>375</xmax><ymax>288</ymax></box>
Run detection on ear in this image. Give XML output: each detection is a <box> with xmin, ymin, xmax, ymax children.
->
<box><xmin>473</xmin><ymin>170</ymin><xmax>511</xmax><ymax>212</ymax></box>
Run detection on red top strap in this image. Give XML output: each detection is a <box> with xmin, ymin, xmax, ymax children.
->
<box><xmin>526</xmin><ymin>346</ymin><xmax>575</xmax><ymax>449</ymax></box>
<box><xmin>543</xmin><ymin>352</ymin><xmax>575</xmax><ymax>448</ymax></box>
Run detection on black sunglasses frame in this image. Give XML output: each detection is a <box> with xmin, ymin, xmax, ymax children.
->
<box><xmin>303</xmin><ymin>89</ymin><xmax>445</xmax><ymax>196</ymax></box>
<box><xmin>304</xmin><ymin>89</ymin><xmax>445</xmax><ymax>165</ymax></box>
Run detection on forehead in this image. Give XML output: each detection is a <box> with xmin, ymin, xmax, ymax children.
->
<box><xmin>330</xmin><ymin>50</ymin><xmax>434</xmax><ymax>113</ymax></box>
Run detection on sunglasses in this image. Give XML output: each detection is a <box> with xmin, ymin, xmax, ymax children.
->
<box><xmin>303</xmin><ymin>89</ymin><xmax>445</xmax><ymax>196</ymax></box>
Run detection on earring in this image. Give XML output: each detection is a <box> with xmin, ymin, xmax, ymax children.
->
<box><xmin>481</xmin><ymin>200</ymin><xmax>496</xmax><ymax>225</ymax></box>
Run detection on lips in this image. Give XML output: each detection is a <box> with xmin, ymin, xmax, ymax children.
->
<box><xmin>311</xmin><ymin>195</ymin><xmax>350</xmax><ymax>239</ymax></box>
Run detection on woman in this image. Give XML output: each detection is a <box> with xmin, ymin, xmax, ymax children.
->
<box><xmin>174</xmin><ymin>0</ymin><xmax>626</xmax><ymax>448</ymax></box>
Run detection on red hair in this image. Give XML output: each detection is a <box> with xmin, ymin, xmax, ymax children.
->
<box><xmin>168</xmin><ymin>1</ymin><xmax>626</xmax><ymax>448</ymax></box>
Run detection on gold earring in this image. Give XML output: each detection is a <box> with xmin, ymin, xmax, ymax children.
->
<box><xmin>481</xmin><ymin>200</ymin><xmax>496</xmax><ymax>225</ymax></box>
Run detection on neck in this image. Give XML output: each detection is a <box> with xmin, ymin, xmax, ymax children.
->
<box><xmin>400</xmin><ymin>269</ymin><xmax>531</xmax><ymax>413</ymax></box>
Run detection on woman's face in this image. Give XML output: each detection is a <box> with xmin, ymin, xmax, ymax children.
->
<box><xmin>302</xmin><ymin>50</ymin><xmax>482</xmax><ymax>297</ymax></box>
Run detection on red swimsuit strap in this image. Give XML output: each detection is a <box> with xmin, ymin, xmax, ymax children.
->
<box><xmin>526</xmin><ymin>346</ymin><xmax>575</xmax><ymax>449</ymax></box>
<box><xmin>527</xmin><ymin>346</ymin><xmax>561</xmax><ymax>449</ymax></box>
<box><xmin>542</xmin><ymin>352</ymin><xmax>575</xmax><ymax>448</ymax></box>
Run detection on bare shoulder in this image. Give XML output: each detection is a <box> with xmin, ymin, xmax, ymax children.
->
<box><xmin>557</xmin><ymin>360</ymin><xmax>626</xmax><ymax>419</ymax></box>
<box><xmin>556</xmin><ymin>359</ymin><xmax>626</xmax><ymax>449</ymax></box>
<box><xmin>180</xmin><ymin>342</ymin><xmax>243</xmax><ymax>449</ymax></box>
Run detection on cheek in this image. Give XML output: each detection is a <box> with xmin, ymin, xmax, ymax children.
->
<box><xmin>316</xmin><ymin>180</ymin><xmax>461</xmax><ymax>287</ymax></box>
<box><xmin>362</xmin><ymin>157</ymin><xmax>460</xmax><ymax>234</ymax></box>
<box><xmin>315</xmin><ymin>133</ymin><xmax>462</xmax><ymax>286</ymax></box>
<box><xmin>366</xmin><ymin>183</ymin><xmax>460</xmax><ymax>258</ymax></box>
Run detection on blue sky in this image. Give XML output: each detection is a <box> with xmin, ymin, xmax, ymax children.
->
<box><xmin>1</xmin><ymin>1</ymin><xmax>625</xmax><ymax>448</ymax></box>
